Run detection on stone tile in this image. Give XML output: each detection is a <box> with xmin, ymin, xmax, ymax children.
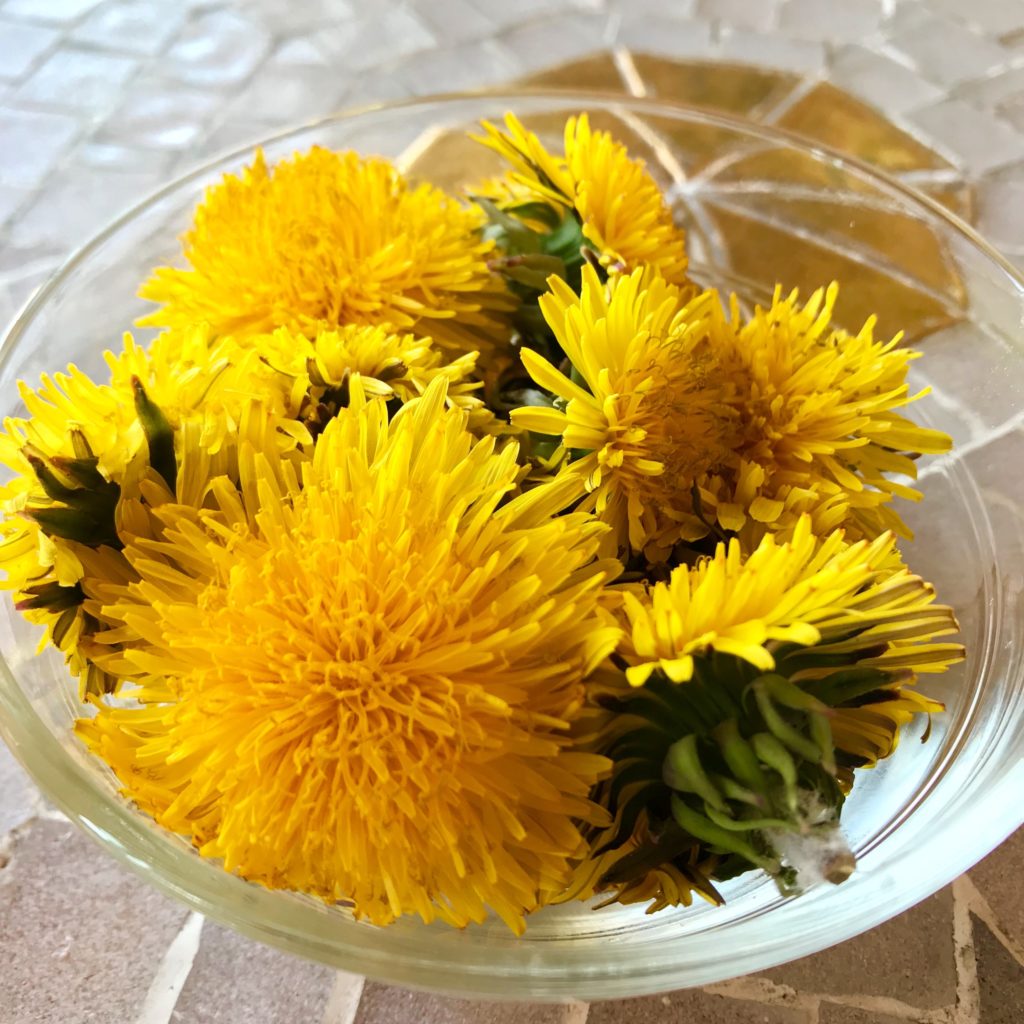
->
<box><xmin>397</xmin><ymin>40</ymin><xmax>520</xmax><ymax>94</ymax></box>
<box><xmin>243</xmin><ymin>0</ymin><xmax>355</xmax><ymax>33</ymax></box>
<box><xmin>315</xmin><ymin>7</ymin><xmax>436</xmax><ymax>72</ymax></box>
<box><xmin>0</xmin><ymin>739</ymin><xmax>37</xmax><ymax>834</ymax></box>
<box><xmin>764</xmin><ymin>889</ymin><xmax>957</xmax><ymax>1008</ymax></box>
<box><xmin>98</xmin><ymin>76</ymin><xmax>222</xmax><ymax>148</ymax></box>
<box><xmin>719</xmin><ymin>29</ymin><xmax>826</xmax><ymax>73</ymax></box>
<box><xmin>4</xmin><ymin>0</ymin><xmax>102</xmax><ymax>21</ymax></box>
<box><xmin>188</xmin><ymin>116</ymin><xmax>275</xmax><ymax>162</ymax></box>
<box><xmin>0</xmin><ymin>18</ymin><xmax>60</xmax><ymax>82</ymax></box>
<box><xmin>0</xmin><ymin>819</ymin><xmax>190</xmax><ymax>1024</ymax></box>
<box><xmin>828</xmin><ymin>45</ymin><xmax>944</xmax><ymax>115</ymax></box>
<box><xmin>970</xmin><ymin>827</ymin><xmax>1024</xmax><ymax>949</ymax></box>
<box><xmin>778</xmin><ymin>0</ymin><xmax>883</xmax><ymax>43</ymax></box>
<box><xmin>268</xmin><ymin>36</ymin><xmax>331</xmax><ymax>67</ymax></box>
<box><xmin>914</xmin><ymin>321</ymin><xmax>1022</xmax><ymax>433</ymax></box>
<box><xmin>955</xmin><ymin>65</ymin><xmax>1024</xmax><ymax>108</ymax></box>
<box><xmin>171</xmin><ymin>921</ymin><xmax>337</xmax><ymax>1023</ymax></box>
<box><xmin>72</xmin><ymin>0</ymin><xmax>186</xmax><ymax>56</ymax></box>
<box><xmin>0</xmin><ymin>107</ymin><xmax>79</xmax><ymax>187</ymax></box>
<box><xmin>74</xmin><ymin>139</ymin><xmax>174</xmax><ymax>175</ymax></box>
<box><xmin>166</xmin><ymin>8</ymin><xmax>271</xmax><ymax>87</ymax></box>
<box><xmin>497</xmin><ymin>13</ymin><xmax>610</xmax><ymax>74</ymax></box>
<box><xmin>355</xmin><ymin>983</ymin><xmax>572</xmax><ymax>1024</ymax></box>
<box><xmin>886</xmin><ymin>12</ymin><xmax>1011</xmax><ymax>88</ymax></box>
<box><xmin>414</xmin><ymin>0</ymin><xmax>502</xmax><ymax>44</ymax></box>
<box><xmin>613</xmin><ymin>16</ymin><xmax>715</xmax><ymax>59</ymax></box>
<box><xmin>974</xmin><ymin>914</ymin><xmax>1024</xmax><ymax>1024</ymax></box>
<box><xmin>977</xmin><ymin>176</ymin><xmax>1024</xmax><ymax>248</ymax></box>
<box><xmin>996</xmin><ymin>94</ymin><xmax>1024</xmax><ymax>134</ymax></box>
<box><xmin>925</xmin><ymin>0</ymin><xmax>1024</xmax><ymax>36</ymax></box>
<box><xmin>589</xmin><ymin>991</ymin><xmax>812</xmax><ymax>1024</ymax></box>
<box><xmin>8</xmin><ymin>164</ymin><xmax>164</xmax><ymax>247</ymax></box>
<box><xmin>610</xmin><ymin>0</ymin><xmax>697</xmax><ymax>15</ymax></box>
<box><xmin>910</xmin><ymin>99</ymin><xmax>1024</xmax><ymax>174</ymax></box>
<box><xmin>0</xmin><ymin>182</ymin><xmax>29</xmax><ymax>229</ymax></box>
<box><xmin>223</xmin><ymin>61</ymin><xmax>351</xmax><ymax>125</ymax></box>
<box><xmin>14</xmin><ymin>45</ymin><xmax>138</xmax><ymax>113</ymax></box>
<box><xmin>818</xmin><ymin>1006</ymin><xmax>906</xmax><ymax>1024</ymax></box>
<box><xmin>696</xmin><ymin>0</ymin><xmax>779</xmax><ymax>33</ymax></box>
<box><xmin>470</xmin><ymin>0</ymin><xmax>600</xmax><ymax>32</ymax></box>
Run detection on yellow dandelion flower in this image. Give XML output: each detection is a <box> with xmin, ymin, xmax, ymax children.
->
<box><xmin>620</xmin><ymin>516</ymin><xmax>962</xmax><ymax>688</ymax></box>
<box><xmin>578</xmin><ymin>517</ymin><xmax>962</xmax><ymax>909</ymax></box>
<box><xmin>511</xmin><ymin>265</ymin><xmax>736</xmax><ymax>557</ymax></box>
<box><xmin>704</xmin><ymin>284</ymin><xmax>952</xmax><ymax>539</ymax></box>
<box><xmin>79</xmin><ymin>377</ymin><xmax>622</xmax><ymax>933</ymax></box>
<box><xmin>476</xmin><ymin>113</ymin><xmax>690</xmax><ymax>285</ymax></box>
<box><xmin>0</xmin><ymin>325</ymin><xmax>295</xmax><ymax>697</ymax></box>
<box><xmin>139</xmin><ymin>147</ymin><xmax>514</xmax><ymax>357</ymax></box>
<box><xmin>255</xmin><ymin>322</ymin><xmax>500</xmax><ymax>437</ymax></box>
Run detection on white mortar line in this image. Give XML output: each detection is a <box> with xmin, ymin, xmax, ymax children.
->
<box><xmin>705</xmin><ymin>974</ymin><xmax>949</xmax><ymax>1022</ymax></box>
<box><xmin>320</xmin><ymin>970</ymin><xmax>366</xmax><ymax>1024</ymax></box>
<box><xmin>951</xmin><ymin>877</ymin><xmax>982</xmax><ymax>1024</ymax></box>
<box><xmin>612</xmin><ymin>48</ymin><xmax>646</xmax><ymax>97</ymax></box>
<box><xmin>562</xmin><ymin>998</ymin><xmax>590</xmax><ymax>1024</ymax></box>
<box><xmin>133</xmin><ymin>911</ymin><xmax>205</xmax><ymax>1024</ymax></box>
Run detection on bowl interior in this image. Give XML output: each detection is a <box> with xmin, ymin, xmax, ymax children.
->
<box><xmin>1</xmin><ymin>93</ymin><xmax>1022</xmax><ymax>1000</ymax></box>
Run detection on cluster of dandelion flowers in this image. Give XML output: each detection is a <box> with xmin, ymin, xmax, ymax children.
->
<box><xmin>139</xmin><ymin>147</ymin><xmax>514</xmax><ymax>357</ymax></box>
<box><xmin>475</xmin><ymin>113</ymin><xmax>690</xmax><ymax>285</ymax></box>
<box><xmin>576</xmin><ymin>518</ymin><xmax>962</xmax><ymax>910</ymax></box>
<box><xmin>80</xmin><ymin>378</ymin><xmax>622</xmax><ymax>932</ymax></box>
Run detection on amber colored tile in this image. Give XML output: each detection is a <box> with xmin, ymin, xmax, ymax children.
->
<box><xmin>705</xmin><ymin>205</ymin><xmax>962</xmax><ymax>341</ymax></box>
<box><xmin>512</xmin><ymin>51</ymin><xmax>628</xmax><ymax>92</ymax></box>
<box><xmin>776</xmin><ymin>82</ymin><xmax>954</xmax><ymax>173</ymax></box>
<box><xmin>917</xmin><ymin>180</ymin><xmax>976</xmax><ymax>224</ymax></box>
<box><xmin>630</xmin><ymin>54</ymin><xmax>799</xmax><ymax>117</ymax></box>
<box><xmin>396</xmin><ymin>124</ymin><xmax>506</xmax><ymax>193</ymax></box>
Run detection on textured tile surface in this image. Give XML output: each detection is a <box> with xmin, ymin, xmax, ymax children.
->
<box><xmin>1</xmin><ymin>2</ymin><xmax>1024</xmax><ymax>1023</ymax></box>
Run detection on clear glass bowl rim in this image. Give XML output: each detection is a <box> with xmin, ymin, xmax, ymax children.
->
<box><xmin>0</xmin><ymin>89</ymin><xmax>1022</xmax><ymax>1001</ymax></box>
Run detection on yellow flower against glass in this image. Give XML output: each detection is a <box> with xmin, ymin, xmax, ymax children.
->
<box><xmin>475</xmin><ymin>113</ymin><xmax>690</xmax><ymax>286</ymax></box>
<box><xmin>582</xmin><ymin>516</ymin><xmax>962</xmax><ymax>909</ymax></box>
<box><xmin>0</xmin><ymin>324</ymin><xmax>296</xmax><ymax>698</ymax></box>
<box><xmin>701</xmin><ymin>284</ymin><xmax>952</xmax><ymax>540</ymax></box>
<box><xmin>511</xmin><ymin>265</ymin><xmax>736</xmax><ymax>557</ymax></box>
<box><xmin>139</xmin><ymin>147</ymin><xmax>514</xmax><ymax>357</ymax></box>
<box><xmin>79</xmin><ymin>377</ymin><xmax>622</xmax><ymax>933</ymax></box>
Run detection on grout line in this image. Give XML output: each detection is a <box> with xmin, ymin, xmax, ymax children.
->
<box><xmin>705</xmin><ymin>975</ymin><xmax>950</xmax><ymax>1022</ymax></box>
<box><xmin>320</xmin><ymin>970</ymin><xmax>366</xmax><ymax>1024</ymax></box>
<box><xmin>918</xmin><ymin>408</ymin><xmax>1024</xmax><ymax>480</ymax></box>
<box><xmin>951</xmin><ymin>877</ymin><xmax>982</xmax><ymax>1024</ymax></box>
<box><xmin>956</xmin><ymin>874</ymin><xmax>1024</xmax><ymax>970</ymax></box>
<box><xmin>133</xmin><ymin>911</ymin><xmax>205</xmax><ymax>1024</ymax></box>
<box><xmin>612</xmin><ymin>47</ymin><xmax>646</xmax><ymax>97</ymax></box>
<box><xmin>562</xmin><ymin>998</ymin><xmax>590</xmax><ymax>1024</ymax></box>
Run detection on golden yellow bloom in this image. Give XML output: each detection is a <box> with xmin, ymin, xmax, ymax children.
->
<box><xmin>620</xmin><ymin>516</ymin><xmax>962</xmax><ymax>688</ymax></box>
<box><xmin>0</xmin><ymin>325</ymin><xmax>295</xmax><ymax>697</ymax></box>
<box><xmin>512</xmin><ymin>266</ymin><xmax>735</xmax><ymax>557</ymax></box>
<box><xmin>256</xmin><ymin>322</ymin><xmax>495</xmax><ymax>436</ymax></box>
<box><xmin>79</xmin><ymin>378</ymin><xmax>622</xmax><ymax>933</ymax></box>
<box><xmin>140</xmin><ymin>147</ymin><xmax>513</xmax><ymax>357</ymax></box>
<box><xmin>476</xmin><ymin>114</ymin><xmax>690</xmax><ymax>285</ymax></box>
<box><xmin>704</xmin><ymin>285</ymin><xmax>952</xmax><ymax>539</ymax></box>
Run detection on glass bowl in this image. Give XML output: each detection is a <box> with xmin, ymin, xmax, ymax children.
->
<box><xmin>0</xmin><ymin>93</ymin><xmax>1022</xmax><ymax>1001</ymax></box>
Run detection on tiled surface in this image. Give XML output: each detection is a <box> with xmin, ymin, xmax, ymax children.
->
<box><xmin>1</xmin><ymin>1</ymin><xmax>1023</xmax><ymax>1022</ymax></box>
